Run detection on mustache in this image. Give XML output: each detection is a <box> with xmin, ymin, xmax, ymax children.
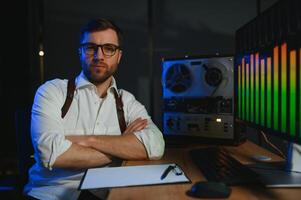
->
<box><xmin>91</xmin><ymin>60</ymin><xmax>108</xmax><ymax>67</ymax></box>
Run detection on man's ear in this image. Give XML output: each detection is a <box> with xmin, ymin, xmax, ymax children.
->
<box><xmin>117</xmin><ymin>50</ymin><xmax>122</xmax><ymax>64</ymax></box>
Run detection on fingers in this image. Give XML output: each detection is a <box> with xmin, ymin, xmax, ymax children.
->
<box><xmin>66</xmin><ymin>135</ymin><xmax>91</xmax><ymax>147</ymax></box>
<box><xmin>125</xmin><ymin>121</ymin><xmax>147</xmax><ymax>134</ymax></box>
<box><xmin>124</xmin><ymin>118</ymin><xmax>148</xmax><ymax>134</ymax></box>
<box><xmin>129</xmin><ymin>119</ymin><xmax>147</xmax><ymax>131</ymax></box>
<box><xmin>126</xmin><ymin>118</ymin><xmax>146</xmax><ymax>130</ymax></box>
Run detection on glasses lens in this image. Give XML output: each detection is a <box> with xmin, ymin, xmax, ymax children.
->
<box><xmin>102</xmin><ymin>44</ymin><xmax>118</xmax><ymax>56</ymax></box>
<box><xmin>82</xmin><ymin>44</ymin><xmax>96</xmax><ymax>55</ymax></box>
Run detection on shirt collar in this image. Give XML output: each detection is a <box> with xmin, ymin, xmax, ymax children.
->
<box><xmin>108</xmin><ymin>76</ymin><xmax>119</xmax><ymax>95</ymax></box>
<box><xmin>75</xmin><ymin>71</ymin><xmax>119</xmax><ymax>95</ymax></box>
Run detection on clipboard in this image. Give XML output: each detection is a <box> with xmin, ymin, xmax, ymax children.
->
<box><xmin>78</xmin><ymin>163</ymin><xmax>190</xmax><ymax>190</ymax></box>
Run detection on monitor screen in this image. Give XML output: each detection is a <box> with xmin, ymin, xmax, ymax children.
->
<box><xmin>234</xmin><ymin>0</ymin><xmax>301</xmax><ymax>145</ymax></box>
<box><xmin>234</xmin><ymin>0</ymin><xmax>301</xmax><ymax>186</ymax></box>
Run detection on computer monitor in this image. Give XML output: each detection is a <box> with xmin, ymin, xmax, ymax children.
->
<box><xmin>235</xmin><ymin>0</ymin><xmax>301</xmax><ymax>187</ymax></box>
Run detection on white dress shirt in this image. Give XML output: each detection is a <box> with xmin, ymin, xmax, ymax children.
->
<box><xmin>24</xmin><ymin>72</ymin><xmax>165</xmax><ymax>200</ymax></box>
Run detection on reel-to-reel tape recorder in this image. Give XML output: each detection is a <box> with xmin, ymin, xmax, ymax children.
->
<box><xmin>162</xmin><ymin>55</ymin><xmax>234</xmax><ymax>140</ymax></box>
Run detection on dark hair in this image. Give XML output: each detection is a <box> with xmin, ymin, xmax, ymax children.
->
<box><xmin>79</xmin><ymin>18</ymin><xmax>123</xmax><ymax>47</ymax></box>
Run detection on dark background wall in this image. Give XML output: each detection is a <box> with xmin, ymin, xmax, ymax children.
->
<box><xmin>0</xmin><ymin>0</ymin><xmax>279</xmax><ymax>175</ymax></box>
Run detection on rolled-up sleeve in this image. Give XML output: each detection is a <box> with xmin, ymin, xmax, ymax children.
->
<box><xmin>134</xmin><ymin>122</ymin><xmax>165</xmax><ymax>160</ymax></box>
<box><xmin>31</xmin><ymin>80</ymin><xmax>72</xmax><ymax>170</ymax></box>
<box><xmin>122</xmin><ymin>91</ymin><xmax>165</xmax><ymax>160</ymax></box>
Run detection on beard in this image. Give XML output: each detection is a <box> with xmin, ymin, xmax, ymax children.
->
<box><xmin>83</xmin><ymin>60</ymin><xmax>118</xmax><ymax>85</ymax></box>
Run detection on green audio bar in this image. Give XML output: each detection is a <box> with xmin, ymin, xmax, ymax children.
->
<box><xmin>250</xmin><ymin>54</ymin><xmax>254</xmax><ymax>122</ymax></box>
<box><xmin>267</xmin><ymin>57</ymin><xmax>272</xmax><ymax>128</ymax></box>
<box><xmin>246</xmin><ymin>63</ymin><xmax>249</xmax><ymax>121</ymax></box>
<box><xmin>290</xmin><ymin>50</ymin><xmax>296</xmax><ymax>136</ymax></box>
<box><xmin>273</xmin><ymin>46</ymin><xmax>279</xmax><ymax>131</ymax></box>
<box><xmin>281</xmin><ymin>43</ymin><xmax>287</xmax><ymax>133</ymax></box>
<box><xmin>242</xmin><ymin>58</ymin><xmax>245</xmax><ymax>120</ymax></box>
<box><xmin>238</xmin><ymin>64</ymin><xmax>241</xmax><ymax>118</ymax></box>
<box><xmin>261</xmin><ymin>59</ymin><xmax>265</xmax><ymax>126</ymax></box>
<box><xmin>255</xmin><ymin>53</ymin><xmax>259</xmax><ymax>124</ymax></box>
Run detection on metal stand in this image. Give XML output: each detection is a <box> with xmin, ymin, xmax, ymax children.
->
<box><xmin>248</xmin><ymin>142</ymin><xmax>301</xmax><ymax>187</ymax></box>
<box><xmin>286</xmin><ymin>142</ymin><xmax>301</xmax><ymax>173</ymax></box>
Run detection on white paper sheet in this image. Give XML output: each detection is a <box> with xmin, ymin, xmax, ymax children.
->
<box><xmin>79</xmin><ymin>163</ymin><xmax>190</xmax><ymax>190</ymax></box>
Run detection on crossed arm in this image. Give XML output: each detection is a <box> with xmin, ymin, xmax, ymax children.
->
<box><xmin>53</xmin><ymin>118</ymin><xmax>148</xmax><ymax>169</ymax></box>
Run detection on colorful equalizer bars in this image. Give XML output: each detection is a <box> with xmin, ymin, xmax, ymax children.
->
<box><xmin>237</xmin><ymin>42</ymin><xmax>300</xmax><ymax>141</ymax></box>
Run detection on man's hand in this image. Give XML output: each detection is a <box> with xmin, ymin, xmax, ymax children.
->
<box><xmin>66</xmin><ymin>135</ymin><xmax>91</xmax><ymax>147</ymax></box>
<box><xmin>123</xmin><ymin>118</ymin><xmax>148</xmax><ymax>134</ymax></box>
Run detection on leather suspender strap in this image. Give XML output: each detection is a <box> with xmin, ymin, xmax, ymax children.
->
<box><xmin>61</xmin><ymin>78</ymin><xmax>76</xmax><ymax>118</ymax></box>
<box><xmin>112</xmin><ymin>89</ymin><xmax>126</xmax><ymax>133</ymax></box>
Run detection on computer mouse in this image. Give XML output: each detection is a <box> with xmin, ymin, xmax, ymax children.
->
<box><xmin>186</xmin><ymin>181</ymin><xmax>231</xmax><ymax>198</ymax></box>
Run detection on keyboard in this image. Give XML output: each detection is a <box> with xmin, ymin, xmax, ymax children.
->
<box><xmin>190</xmin><ymin>147</ymin><xmax>260</xmax><ymax>185</ymax></box>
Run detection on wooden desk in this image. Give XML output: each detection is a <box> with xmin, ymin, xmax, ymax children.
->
<box><xmin>107</xmin><ymin>141</ymin><xmax>301</xmax><ymax>200</ymax></box>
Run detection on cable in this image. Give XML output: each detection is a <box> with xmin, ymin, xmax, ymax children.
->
<box><xmin>260</xmin><ymin>131</ymin><xmax>286</xmax><ymax>159</ymax></box>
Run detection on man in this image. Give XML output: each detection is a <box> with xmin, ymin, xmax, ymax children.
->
<box><xmin>24</xmin><ymin>18</ymin><xmax>165</xmax><ymax>200</ymax></box>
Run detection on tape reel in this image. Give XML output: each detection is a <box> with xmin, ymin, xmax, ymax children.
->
<box><xmin>162</xmin><ymin>56</ymin><xmax>233</xmax><ymax>98</ymax></box>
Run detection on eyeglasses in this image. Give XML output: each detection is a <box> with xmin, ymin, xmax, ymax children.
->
<box><xmin>80</xmin><ymin>43</ymin><xmax>121</xmax><ymax>57</ymax></box>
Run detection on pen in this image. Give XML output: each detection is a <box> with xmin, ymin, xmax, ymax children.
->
<box><xmin>160</xmin><ymin>165</ymin><xmax>176</xmax><ymax>180</ymax></box>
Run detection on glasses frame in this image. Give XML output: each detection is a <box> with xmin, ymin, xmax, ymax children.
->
<box><xmin>80</xmin><ymin>42</ymin><xmax>121</xmax><ymax>57</ymax></box>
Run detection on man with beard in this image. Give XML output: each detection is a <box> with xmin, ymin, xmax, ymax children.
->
<box><xmin>24</xmin><ymin>19</ymin><xmax>165</xmax><ymax>200</ymax></box>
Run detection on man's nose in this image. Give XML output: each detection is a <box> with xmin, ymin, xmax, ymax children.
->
<box><xmin>94</xmin><ymin>47</ymin><xmax>104</xmax><ymax>60</ymax></box>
